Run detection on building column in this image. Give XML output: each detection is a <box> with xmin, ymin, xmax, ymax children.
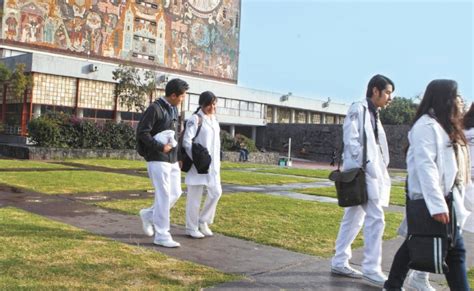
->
<box><xmin>230</xmin><ymin>125</ymin><xmax>235</xmax><ymax>137</ymax></box>
<box><xmin>114</xmin><ymin>111</ymin><xmax>122</xmax><ymax>123</ymax></box>
<box><xmin>290</xmin><ymin>109</ymin><xmax>295</xmax><ymax>124</ymax></box>
<box><xmin>306</xmin><ymin>111</ymin><xmax>312</xmax><ymax>124</ymax></box>
<box><xmin>33</xmin><ymin>104</ymin><xmax>41</xmax><ymax>118</ymax></box>
<box><xmin>272</xmin><ymin>106</ymin><xmax>278</xmax><ymax>123</ymax></box>
<box><xmin>321</xmin><ymin>113</ymin><xmax>326</xmax><ymax>124</ymax></box>
<box><xmin>20</xmin><ymin>89</ymin><xmax>28</xmax><ymax>136</ymax></box>
<box><xmin>251</xmin><ymin>126</ymin><xmax>257</xmax><ymax>141</ymax></box>
<box><xmin>76</xmin><ymin>108</ymin><xmax>84</xmax><ymax>118</ymax></box>
<box><xmin>334</xmin><ymin>115</ymin><xmax>339</xmax><ymax>124</ymax></box>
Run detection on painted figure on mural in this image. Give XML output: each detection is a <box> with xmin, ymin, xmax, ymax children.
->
<box><xmin>5</xmin><ymin>14</ymin><xmax>19</xmax><ymax>40</ymax></box>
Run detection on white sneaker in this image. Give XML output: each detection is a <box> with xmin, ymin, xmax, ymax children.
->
<box><xmin>363</xmin><ymin>271</ymin><xmax>387</xmax><ymax>287</ymax></box>
<box><xmin>405</xmin><ymin>270</ymin><xmax>436</xmax><ymax>291</ymax></box>
<box><xmin>186</xmin><ymin>229</ymin><xmax>205</xmax><ymax>239</ymax></box>
<box><xmin>331</xmin><ymin>265</ymin><xmax>363</xmax><ymax>278</ymax></box>
<box><xmin>199</xmin><ymin>222</ymin><xmax>214</xmax><ymax>236</ymax></box>
<box><xmin>139</xmin><ymin>209</ymin><xmax>154</xmax><ymax>237</ymax></box>
<box><xmin>153</xmin><ymin>239</ymin><xmax>181</xmax><ymax>248</ymax></box>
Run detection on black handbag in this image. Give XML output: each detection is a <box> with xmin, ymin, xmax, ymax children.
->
<box><xmin>405</xmin><ymin>189</ymin><xmax>454</xmax><ymax>274</ymax></box>
<box><xmin>180</xmin><ymin>115</ymin><xmax>204</xmax><ymax>173</ymax></box>
<box><xmin>328</xmin><ymin>108</ymin><xmax>368</xmax><ymax>207</ymax></box>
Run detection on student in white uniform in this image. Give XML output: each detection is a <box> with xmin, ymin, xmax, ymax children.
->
<box><xmin>182</xmin><ymin>91</ymin><xmax>222</xmax><ymax>238</ymax></box>
<box><xmin>331</xmin><ymin>74</ymin><xmax>394</xmax><ymax>287</ymax></box>
<box><xmin>137</xmin><ymin>78</ymin><xmax>189</xmax><ymax>248</ymax></box>
<box><xmin>384</xmin><ymin>80</ymin><xmax>471</xmax><ymax>291</ymax></box>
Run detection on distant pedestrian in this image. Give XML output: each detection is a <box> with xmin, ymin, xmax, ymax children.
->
<box><xmin>239</xmin><ymin>142</ymin><xmax>249</xmax><ymax>162</ymax></box>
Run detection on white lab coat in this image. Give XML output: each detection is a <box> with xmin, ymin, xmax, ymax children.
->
<box><xmin>183</xmin><ymin>110</ymin><xmax>221</xmax><ymax>186</ymax></box>
<box><xmin>462</xmin><ymin>128</ymin><xmax>474</xmax><ymax>233</ymax></box>
<box><xmin>342</xmin><ymin>101</ymin><xmax>391</xmax><ymax>206</ymax></box>
<box><xmin>406</xmin><ymin>114</ymin><xmax>471</xmax><ymax>232</ymax></box>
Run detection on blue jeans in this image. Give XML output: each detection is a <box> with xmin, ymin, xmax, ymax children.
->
<box><xmin>384</xmin><ymin>227</ymin><xmax>469</xmax><ymax>290</ymax></box>
<box><xmin>239</xmin><ymin>149</ymin><xmax>248</xmax><ymax>161</ymax></box>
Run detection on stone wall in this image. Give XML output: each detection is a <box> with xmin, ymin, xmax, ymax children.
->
<box><xmin>257</xmin><ymin>124</ymin><xmax>410</xmax><ymax>169</ymax></box>
<box><xmin>0</xmin><ymin>144</ymin><xmax>280</xmax><ymax>165</ymax></box>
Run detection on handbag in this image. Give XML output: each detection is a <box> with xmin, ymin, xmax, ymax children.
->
<box><xmin>328</xmin><ymin>108</ymin><xmax>368</xmax><ymax>207</ymax></box>
<box><xmin>180</xmin><ymin>115</ymin><xmax>204</xmax><ymax>173</ymax></box>
<box><xmin>405</xmin><ymin>184</ymin><xmax>454</xmax><ymax>274</ymax></box>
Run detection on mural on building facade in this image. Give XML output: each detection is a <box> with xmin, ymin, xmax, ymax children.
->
<box><xmin>1</xmin><ymin>0</ymin><xmax>240</xmax><ymax>81</ymax></box>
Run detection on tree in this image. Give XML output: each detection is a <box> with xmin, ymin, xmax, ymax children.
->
<box><xmin>380</xmin><ymin>96</ymin><xmax>418</xmax><ymax>125</ymax></box>
<box><xmin>112</xmin><ymin>65</ymin><xmax>156</xmax><ymax>112</ymax></box>
<box><xmin>10</xmin><ymin>63</ymin><xmax>33</xmax><ymax>99</ymax></box>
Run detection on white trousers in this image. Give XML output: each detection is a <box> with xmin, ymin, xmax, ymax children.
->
<box><xmin>186</xmin><ymin>184</ymin><xmax>222</xmax><ymax>231</ymax></box>
<box><xmin>141</xmin><ymin>161</ymin><xmax>182</xmax><ymax>241</ymax></box>
<box><xmin>331</xmin><ymin>199</ymin><xmax>385</xmax><ymax>274</ymax></box>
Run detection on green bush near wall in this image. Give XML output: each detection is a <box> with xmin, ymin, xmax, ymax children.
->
<box><xmin>28</xmin><ymin>113</ymin><xmax>136</xmax><ymax>149</ymax></box>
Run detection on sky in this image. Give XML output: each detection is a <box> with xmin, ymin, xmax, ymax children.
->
<box><xmin>237</xmin><ymin>0</ymin><xmax>473</xmax><ymax>105</ymax></box>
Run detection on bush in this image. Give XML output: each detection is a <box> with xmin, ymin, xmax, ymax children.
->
<box><xmin>220</xmin><ymin>132</ymin><xmax>256</xmax><ymax>152</ymax></box>
<box><xmin>28</xmin><ymin>113</ymin><xmax>136</xmax><ymax>149</ymax></box>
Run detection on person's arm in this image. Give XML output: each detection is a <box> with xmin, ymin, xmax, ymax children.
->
<box><xmin>137</xmin><ymin>104</ymin><xmax>166</xmax><ymax>153</ymax></box>
<box><xmin>342</xmin><ymin>103</ymin><xmax>363</xmax><ymax>169</ymax></box>
<box><xmin>411</xmin><ymin>123</ymin><xmax>450</xmax><ymax>222</ymax></box>
<box><xmin>183</xmin><ymin>115</ymin><xmax>199</xmax><ymax>159</ymax></box>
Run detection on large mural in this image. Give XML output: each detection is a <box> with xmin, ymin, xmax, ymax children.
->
<box><xmin>1</xmin><ymin>0</ymin><xmax>240</xmax><ymax>81</ymax></box>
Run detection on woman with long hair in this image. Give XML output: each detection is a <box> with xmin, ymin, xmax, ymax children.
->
<box><xmin>182</xmin><ymin>91</ymin><xmax>222</xmax><ymax>238</ymax></box>
<box><xmin>383</xmin><ymin>80</ymin><xmax>471</xmax><ymax>290</ymax></box>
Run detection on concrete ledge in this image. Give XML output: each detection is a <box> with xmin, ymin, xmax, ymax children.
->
<box><xmin>0</xmin><ymin>143</ymin><xmax>280</xmax><ymax>165</ymax></box>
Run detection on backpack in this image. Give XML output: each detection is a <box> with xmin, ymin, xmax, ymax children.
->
<box><xmin>179</xmin><ymin>114</ymin><xmax>211</xmax><ymax>173</ymax></box>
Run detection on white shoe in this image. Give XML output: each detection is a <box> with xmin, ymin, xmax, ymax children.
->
<box><xmin>199</xmin><ymin>222</ymin><xmax>214</xmax><ymax>236</ymax></box>
<box><xmin>153</xmin><ymin>239</ymin><xmax>181</xmax><ymax>248</ymax></box>
<box><xmin>363</xmin><ymin>271</ymin><xmax>387</xmax><ymax>287</ymax></box>
<box><xmin>186</xmin><ymin>229</ymin><xmax>205</xmax><ymax>239</ymax></box>
<box><xmin>139</xmin><ymin>209</ymin><xmax>154</xmax><ymax>237</ymax></box>
<box><xmin>331</xmin><ymin>265</ymin><xmax>363</xmax><ymax>278</ymax></box>
<box><xmin>405</xmin><ymin>270</ymin><xmax>436</xmax><ymax>291</ymax></box>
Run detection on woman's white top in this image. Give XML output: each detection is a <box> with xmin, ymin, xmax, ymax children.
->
<box><xmin>406</xmin><ymin>114</ymin><xmax>471</xmax><ymax>232</ymax></box>
<box><xmin>183</xmin><ymin>109</ymin><xmax>221</xmax><ymax>186</ymax></box>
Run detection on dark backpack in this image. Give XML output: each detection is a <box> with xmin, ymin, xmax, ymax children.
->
<box><xmin>179</xmin><ymin>115</ymin><xmax>211</xmax><ymax>173</ymax></box>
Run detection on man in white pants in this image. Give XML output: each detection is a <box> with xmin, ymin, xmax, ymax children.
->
<box><xmin>136</xmin><ymin>78</ymin><xmax>189</xmax><ymax>248</ymax></box>
<box><xmin>331</xmin><ymin>74</ymin><xmax>394</xmax><ymax>287</ymax></box>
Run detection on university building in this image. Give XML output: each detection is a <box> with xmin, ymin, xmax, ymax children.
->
<box><xmin>0</xmin><ymin>0</ymin><xmax>348</xmax><ymax>143</ymax></box>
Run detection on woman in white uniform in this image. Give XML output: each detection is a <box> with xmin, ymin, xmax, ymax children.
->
<box><xmin>183</xmin><ymin>91</ymin><xmax>222</xmax><ymax>238</ymax></box>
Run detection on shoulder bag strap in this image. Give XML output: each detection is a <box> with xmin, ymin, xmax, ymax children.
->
<box><xmin>191</xmin><ymin>115</ymin><xmax>203</xmax><ymax>142</ymax></box>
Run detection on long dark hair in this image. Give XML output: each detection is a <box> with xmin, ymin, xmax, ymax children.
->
<box><xmin>194</xmin><ymin>91</ymin><xmax>217</xmax><ymax>114</ymax></box>
<box><xmin>412</xmin><ymin>79</ymin><xmax>465</xmax><ymax>143</ymax></box>
<box><xmin>366</xmin><ymin>74</ymin><xmax>395</xmax><ymax>98</ymax></box>
<box><xmin>463</xmin><ymin>102</ymin><xmax>474</xmax><ymax>130</ymax></box>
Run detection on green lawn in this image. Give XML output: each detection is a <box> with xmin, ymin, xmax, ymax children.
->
<box><xmin>221</xmin><ymin>161</ymin><xmax>274</xmax><ymax>170</ymax></box>
<box><xmin>96</xmin><ymin>193</ymin><xmax>404</xmax><ymax>258</ymax></box>
<box><xmin>0</xmin><ymin>171</ymin><xmax>152</xmax><ymax>194</ymax></box>
<box><xmin>221</xmin><ymin>171</ymin><xmax>314</xmax><ymax>185</ymax></box>
<box><xmin>0</xmin><ymin>207</ymin><xmax>236</xmax><ymax>289</ymax></box>
<box><xmin>468</xmin><ymin>268</ymin><xmax>473</xmax><ymax>288</ymax></box>
<box><xmin>296</xmin><ymin>185</ymin><xmax>406</xmax><ymax>206</ymax></box>
<box><xmin>66</xmin><ymin>159</ymin><xmax>147</xmax><ymax>170</ymax></box>
<box><xmin>0</xmin><ymin>159</ymin><xmax>74</xmax><ymax>169</ymax></box>
<box><xmin>256</xmin><ymin>168</ymin><xmax>332</xmax><ymax>179</ymax></box>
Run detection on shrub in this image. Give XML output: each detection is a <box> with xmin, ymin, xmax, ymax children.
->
<box><xmin>27</xmin><ymin>113</ymin><xmax>136</xmax><ymax>149</ymax></box>
<box><xmin>28</xmin><ymin>117</ymin><xmax>62</xmax><ymax>147</ymax></box>
<box><xmin>235</xmin><ymin>134</ymin><xmax>257</xmax><ymax>152</ymax></box>
<box><xmin>220</xmin><ymin>132</ymin><xmax>256</xmax><ymax>152</ymax></box>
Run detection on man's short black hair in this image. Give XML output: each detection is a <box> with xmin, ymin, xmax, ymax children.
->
<box><xmin>165</xmin><ymin>78</ymin><xmax>189</xmax><ymax>97</ymax></box>
<box><xmin>366</xmin><ymin>74</ymin><xmax>395</xmax><ymax>98</ymax></box>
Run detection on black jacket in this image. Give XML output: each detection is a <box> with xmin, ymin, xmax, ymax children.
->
<box><xmin>136</xmin><ymin>98</ymin><xmax>179</xmax><ymax>162</ymax></box>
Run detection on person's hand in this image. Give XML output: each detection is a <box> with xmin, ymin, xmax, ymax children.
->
<box><xmin>162</xmin><ymin>144</ymin><xmax>173</xmax><ymax>153</ymax></box>
<box><xmin>432</xmin><ymin>213</ymin><xmax>450</xmax><ymax>224</ymax></box>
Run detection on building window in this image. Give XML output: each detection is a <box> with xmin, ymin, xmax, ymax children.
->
<box><xmin>277</xmin><ymin>108</ymin><xmax>290</xmax><ymax>123</ymax></box>
<box><xmin>326</xmin><ymin>115</ymin><xmax>335</xmax><ymax>124</ymax></box>
<box><xmin>296</xmin><ymin>111</ymin><xmax>306</xmax><ymax>123</ymax></box>
<box><xmin>312</xmin><ymin>113</ymin><xmax>321</xmax><ymax>124</ymax></box>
